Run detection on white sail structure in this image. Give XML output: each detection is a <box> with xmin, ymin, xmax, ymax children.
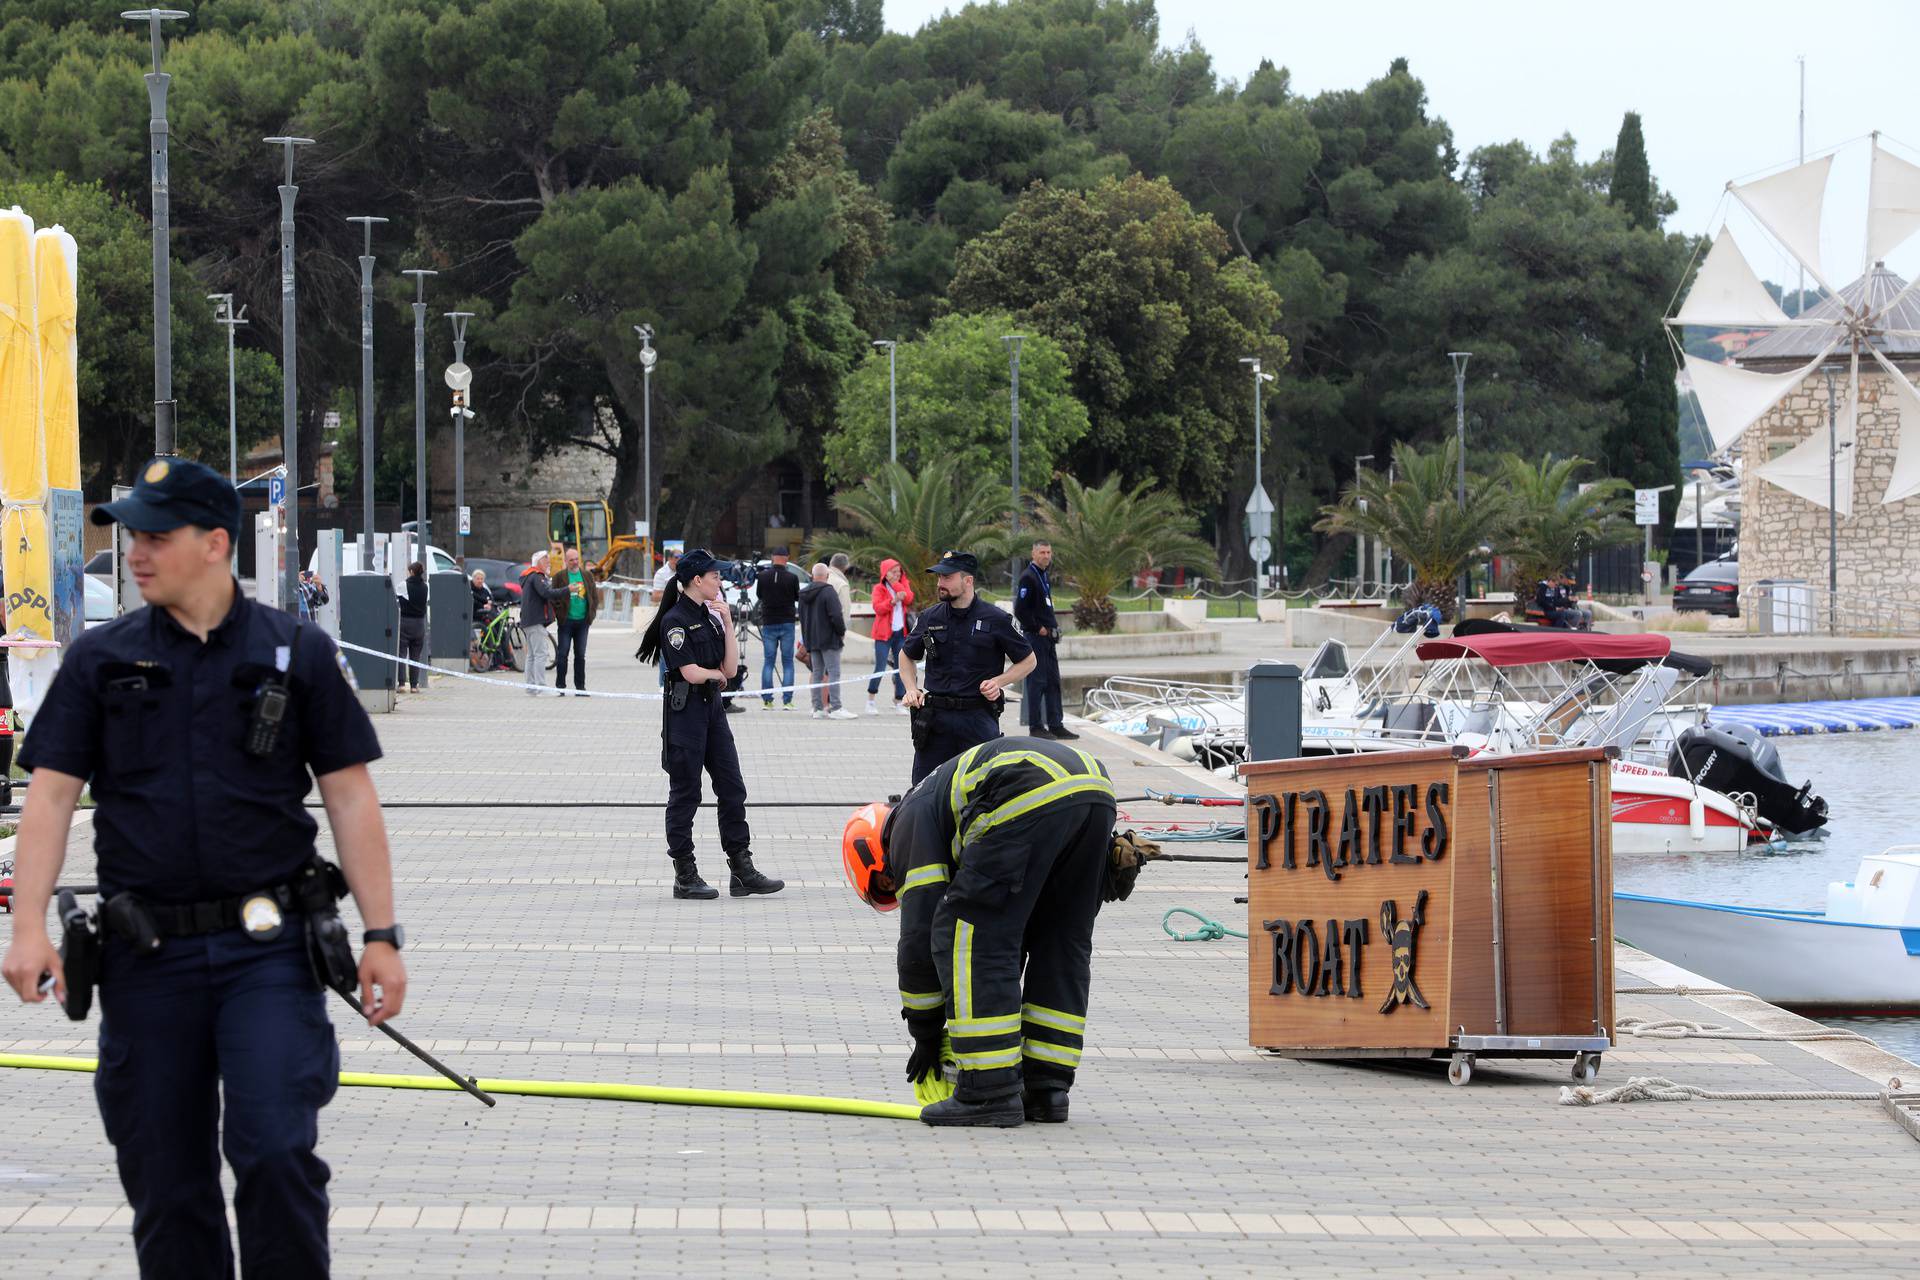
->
<box><xmin>1755</xmin><ymin>370</ymin><xmax>1853</xmax><ymax>516</ymax></box>
<box><xmin>1728</xmin><ymin>155</ymin><xmax>1834</xmax><ymax>297</ymax></box>
<box><xmin>1682</xmin><ymin>346</ymin><xmax>1834</xmax><ymax>452</ymax></box>
<box><xmin>1671</xmin><ymin>229</ymin><xmax>1791</xmax><ymax>327</ymax></box>
<box><xmin>1868</xmin><ymin>347</ymin><xmax>1920</xmax><ymax>505</ymax></box>
<box><xmin>1867</xmin><ymin>143</ymin><xmax>1920</xmax><ymax>265</ymax></box>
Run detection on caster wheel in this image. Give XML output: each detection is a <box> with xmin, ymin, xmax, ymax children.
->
<box><xmin>1572</xmin><ymin>1053</ymin><xmax>1600</xmax><ymax>1082</ymax></box>
<box><xmin>1447</xmin><ymin>1054</ymin><xmax>1473</xmax><ymax>1086</ymax></box>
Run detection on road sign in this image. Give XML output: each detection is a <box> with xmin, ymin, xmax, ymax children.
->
<box><xmin>459</xmin><ymin>505</ymin><xmax>472</xmax><ymax>536</ymax></box>
<box><xmin>1633</xmin><ymin>488</ymin><xmax>1660</xmax><ymax>525</ymax></box>
<box><xmin>1245</xmin><ymin>483</ymin><xmax>1274</xmax><ymax>539</ymax></box>
<box><xmin>1249</xmin><ymin>535</ymin><xmax>1272</xmax><ymax>564</ymax></box>
<box><xmin>267</xmin><ymin>474</ymin><xmax>285</xmax><ymax>508</ymax></box>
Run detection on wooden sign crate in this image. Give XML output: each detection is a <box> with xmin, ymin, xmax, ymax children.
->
<box><xmin>1238</xmin><ymin>746</ymin><xmax>1614</xmax><ymax>1085</ymax></box>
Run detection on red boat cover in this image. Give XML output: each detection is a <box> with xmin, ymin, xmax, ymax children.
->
<box><xmin>1415</xmin><ymin>631</ymin><xmax>1672</xmax><ymax>668</ymax></box>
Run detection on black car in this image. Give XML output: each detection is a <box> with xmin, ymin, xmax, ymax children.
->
<box><xmin>1673</xmin><ymin>558</ymin><xmax>1739</xmax><ymax>616</ymax></box>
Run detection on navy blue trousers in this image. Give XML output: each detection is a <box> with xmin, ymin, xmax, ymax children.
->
<box><xmin>663</xmin><ymin>695</ymin><xmax>752</xmax><ymax>859</ymax></box>
<box><xmin>910</xmin><ymin>706</ymin><xmax>1002</xmax><ymax>784</ymax></box>
<box><xmin>1024</xmin><ymin>636</ymin><xmax>1063</xmax><ymax>730</ymax></box>
<box><xmin>95</xmin><ymin>928</ymin><xmax>337</xmax><ymax>1279</ymax></box>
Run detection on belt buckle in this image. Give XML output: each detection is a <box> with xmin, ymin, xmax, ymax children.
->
<box><xmin>239</xmin><ymin>894</ymin><xmax>285</xmax><ymax>942</ymax></box>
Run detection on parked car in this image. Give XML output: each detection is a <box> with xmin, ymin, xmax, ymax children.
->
<box><xmin>84</xmin><ymin>548</ymin><xmax>113</xmax><ymax>579</ymax></box>
<box><xmin>309</xmin><ymin>543</ymin><xmax>459</xmax><ymax>577</ymax></box>
<box><xmin>85</xmin><ymin>572</ymin><xmax>114</xmax><ymax>625</ymax></box>
<box><xmin>1673</xmin><ymin>558</ymin><xmax>1739</xmax><ymax>616</ymax></box>
<box><xmin>464</xmin><ymin>557</ymin><xmax>526</xmax><ymax>602</ymax></box>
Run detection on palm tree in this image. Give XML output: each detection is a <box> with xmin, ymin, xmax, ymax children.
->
<box><xmin>812</xmin><ymin>457</ymin><xmax>1013</xmax><ymax>592</ymax></box>
<box><xmin>1317</xmin><ymin>438</ymin><xmax>1510</xmax><ymax>621</ymax></box>
<box><xmin>1028</xmin><ymin>474</ymin><xmax>1217</xmax><ymax>633</ymax></box>
<box><xmin>1497</xmin><ymin>454</ymin><xmax>1634</xmax><ymax>596</ymax></box>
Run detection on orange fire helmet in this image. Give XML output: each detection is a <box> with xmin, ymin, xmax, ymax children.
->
<box><xmin>842</xmin><ymin>802</ymin><xmax>897</xmax><ymax>912</ymax></box>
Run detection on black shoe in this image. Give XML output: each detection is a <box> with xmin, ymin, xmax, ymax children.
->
<box><xmin>1047</xmin><ymin>726</ymin><xmax>1080</xmax><ymax>740</ymax></box>
<box><xmin>1026</xmin><ymin>727</ymin><xmax>1056</xmax><ymax>740</ymax></box>
<box><xmin>920</xmin><ymin>1094</ymin><xmax>1024</xmax><ymax>1128</ymax></box>
<box><xmin>1023</xmin><ymin>1087</ymin><xmax>1070</xmax><ymax>1123</ymax></box>
<box><xmin>728</xmin><ymin>852</ymin><xmax>785</xmax><ymax>896</ymax></box>
<box><xmin>671</xmin><ymin>858</ymin><xmax>719</xmax><ymax>900</ymax></box>
<box><xmin>725</xmin><ymin>702</ymin><xmax>745</xmax><ymax>714</ymax></box>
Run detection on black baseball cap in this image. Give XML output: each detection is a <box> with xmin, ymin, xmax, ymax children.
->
<box><xmin>676</xmin><ymin>547</ymin><xmax>735</xmax><ymax>583</ymax></box>
<box><xmin>91</xmin><ymin>456</ymin><xmax>241</xmax><ymax>540</ymax></box>
<box><xmin>927</xmin><ymin>549</ymin><xmax>977</xmax><ymax>575</ymax></box>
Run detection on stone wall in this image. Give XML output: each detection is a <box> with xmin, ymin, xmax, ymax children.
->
<box><xmin>1737</xmin><ymin>369</ymin><xmax>1920</xmax><ymax>614</ymax></box>
<box><xmin>427</xmin><ymin>425</ymin><xmax>617</xmax><ymax>562</ymax></box>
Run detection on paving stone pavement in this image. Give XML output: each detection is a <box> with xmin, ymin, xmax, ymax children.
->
<box><xmin>3</xmin><ymin>640</ymin><xmax>1917</xmax><ymax>1277</ymax></box>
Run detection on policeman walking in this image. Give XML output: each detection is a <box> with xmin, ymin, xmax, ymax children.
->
<box><xmin>1014</xmin><ymin>540</ymin><xmax>1076</xmax><ymax>741</ymax></box>
<box><xmin>635</xmin><ymin>548</ymin><xmax>784</xmax><ymax>900</ymax></box>
<box><xmin>0</xmin><ymin>458</ymin><xmax>405</xmax><ymax>1279</ymax></box>
<box><xmin>896</xmin><ymin>550</ymin><xmax>1036</xmax><ymax>784</ymax></box>
<box><xmin>841</xmin><ymin>735</ymin><xmax>1154</xmax><ymax>1126</ymax></box>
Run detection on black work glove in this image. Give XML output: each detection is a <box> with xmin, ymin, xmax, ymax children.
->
<box><xmin>903</xmin><ymin>1016</ymin><xmax>946</xmax><ymax>1084</ymax></box>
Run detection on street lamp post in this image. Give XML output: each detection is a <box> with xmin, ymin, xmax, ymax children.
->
<box><xmin>873</xmin><ymin>339</ymin><xmax>898</xmax><ymax>507</ymax></box>
<box><xmin>346</xmin><ymin>215</ymin><xmax>388</xmax><ymax>558</ymax></box>
<box><xmin>1239</xmin><ymin>357</ymin><xmax>1276</xmax><ymax>601</ymax></box>
<box><xmin>207</xmin><ymin>294</ymin><xmax>247</xmax><ymax>484</ymax></box>
<box><xmin>445</xmin><ymin>312</ymin><xmax>475</xmax><ymax>566</ymax></box>
<box><xmin>1448</xmin><ymin>351</ymin><xmax>1472</xmax><ymax>611</ymax></box>
<box><xmin>1825</xmin><ymin>368</ymin><xmax>1841</xmax><ymax>634</ymax></box>
<box><xmin>265</xmin><ymin>134</ymin><xmax>315</xmax><ymax>611</ymax></box>
<box><xmin>1353</xmin><ymin>454</ymin><xmax>1375</xmax><ymax>593</ymax></box>
<box><xmin>401</xmin><ymin>269</ymin><xmax>436</xmax><ymax>561</ymax></box>
<box><xmin>125</xmin><ymin>8</ymin><xmax>187</xmax><ymax>456</ymax></box>
<box><xmin>633</xmin><ymin>325</ymin><xmax>657</xmax><ymax>558</ymax></box>
<box><xmin>1003</xmin><ymin>334</ymin><xmax>1025</xmax><ymax>586</ymax></box>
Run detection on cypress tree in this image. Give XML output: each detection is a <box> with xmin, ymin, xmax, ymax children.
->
<box><xmin>1605</xmin><ymin>111</ymin><xmax>1679</xmax><ymax>522</ymax></box>
<box><xmin>1612</xmin><ymin>111</ymin><xmax>1654</xmax><ymax>229</ymax></box>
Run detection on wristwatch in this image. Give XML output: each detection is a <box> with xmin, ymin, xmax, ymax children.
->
<box><xmin>363</xmin><ymin>925</ymin><xmax>406</xmax><ymax>951</ymax></box>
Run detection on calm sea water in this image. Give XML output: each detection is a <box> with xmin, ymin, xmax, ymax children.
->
<box><xmin>1612</xmin><ymin>730</ymin><xmax>1920</xmax><ymax>1063</ymax></box>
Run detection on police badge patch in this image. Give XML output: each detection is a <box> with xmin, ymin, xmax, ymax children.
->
<box><xmin>667</xmin><ymin>626</ymin><xmax>687</xmax><ymax>650</ymax></box>
<box><xmin>333</xmin><ymin>648</ymin><xmax>361</xmax><ymax>691</ymax></box>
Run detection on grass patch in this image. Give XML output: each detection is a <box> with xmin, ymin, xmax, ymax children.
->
<box><xmin>1648</xmin><ymin>612</ymin><xmax>1712</xmax><ymax>633</ymax></box>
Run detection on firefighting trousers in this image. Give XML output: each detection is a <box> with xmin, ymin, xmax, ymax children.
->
<box><xmin>930</xmin><ymin>796</ymin><xmax>1114</xmax><ymax>1100</ymax></box>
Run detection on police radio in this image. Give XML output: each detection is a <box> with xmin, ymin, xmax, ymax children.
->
<box><xmin>246</xmin><ymin>681</ymin><xmax>290</xmax><ymax>758</ymax></box>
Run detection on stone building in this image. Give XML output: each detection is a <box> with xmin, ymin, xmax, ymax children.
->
<box><xmin>1732</xmin><ymin>265</ymin><xmax>1920</xmax><ymax>614</ymax></box>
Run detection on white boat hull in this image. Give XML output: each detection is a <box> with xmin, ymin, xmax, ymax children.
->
<box><xmin>1613</xmin><ymin>893</ymin><xmax>1920</xmax><ymax>1011</ymax></box>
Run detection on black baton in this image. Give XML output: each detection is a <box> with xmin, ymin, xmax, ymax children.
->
<box><xmin>334</xmin><ymin>988</ymin><xmax>496</xmax><ymax>1107</ymax></box>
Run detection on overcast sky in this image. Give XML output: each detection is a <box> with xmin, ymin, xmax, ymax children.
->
<box><xmin>882</xmin><ymin>0</ymin><xmax>1920</xmax><ymax>287</ymax></box>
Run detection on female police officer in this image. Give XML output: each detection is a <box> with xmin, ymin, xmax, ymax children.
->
<box><xmin>1</xmin><ymin>457</ymin><xmax>404</xmax><ymax>1279</ymax></box>
<box><xmin>636</xmin><ymin>548</ymin><xmax>784</xmax><ymax>900</ymax></box>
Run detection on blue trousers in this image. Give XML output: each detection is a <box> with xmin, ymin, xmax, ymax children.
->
<box><xmin>1024</xmin><ymin>635</ymin><xmax>1063</xmax><ymax>730</ymax></box>
<box><xmin>760</xmin><ymin>622</ymin><xmax>796</xmax><ymax>704</ymax></box>
<box><xmin>910</xmin><ymin>706</ymin><xmax>1002</xmax><ymax>784</ymax></box>
<box><xmin>95</xmin><ymin>928</ymin><xmax>338</xmax><ymax>1279</ymax></box>
<box><xmin>868</xmin><ymin>635</ymin><xmax>905</xmax><ymax>700</ymax></box>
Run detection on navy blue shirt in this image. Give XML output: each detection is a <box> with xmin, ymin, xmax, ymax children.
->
<box><xmin>1015</xmin><ymin>561</ymin><xmax>1057</xmax><ymax>636</ymax></box>
<box><xmin>19</xmin><ymin>585</ymin><xmax>382</xmax><ymax>904</ymax></box>
<box><xmin>901</xmin><ymin>597</ymin><xmax>1031</xmax><ymax>696</ymax></box>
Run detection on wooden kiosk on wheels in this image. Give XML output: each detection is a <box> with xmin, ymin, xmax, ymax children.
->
<box><xmin>1238</xmin><ymin>746</ymin><xmax>1614</xmax><ymax>1085</ymax></box>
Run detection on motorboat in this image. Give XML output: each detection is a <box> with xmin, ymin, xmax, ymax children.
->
<box><xmin>1613</xmin><ymin>847</ymin><xmax>1920</xmax><ymax>1012</ymax></box>
<box><xmin>1667</xmin><ymin>722</ymin><xmax>1828</xmax><ymax>835</ymax></box>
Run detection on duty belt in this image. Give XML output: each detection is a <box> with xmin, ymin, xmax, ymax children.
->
<box><xmin>923</xmin><ymin>692</ymin><xmax>993</xmax><ymax>712</ymax></box>
<box><xmin>102</xmin><ymin>883</ymin><xmax>303</xmax><ymax>940</ymax></box>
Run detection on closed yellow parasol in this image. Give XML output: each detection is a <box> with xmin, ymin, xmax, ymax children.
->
<box><xmin>35</xmin><ymin>225</ymin><xmax>78</xmax><ymax>491</ymax></box>
<box><xmin>0</xmin><ymin>207</ymin><xmax>53</xmax><ymax>695</ymax></box>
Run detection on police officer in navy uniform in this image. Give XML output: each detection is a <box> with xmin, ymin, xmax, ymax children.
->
<box><xmin>1</xmin><ymin>457</ymin><xmax>405</xmax><ymax>1280</ymax></box>
<box><xmin>635</xmin><ymin>548</ymin><xmax>784</xmax><ymax>900</ymax></box>
<box><xmin>897</xmin><ymin>550</ymin><xmax>1037</xmax><ymax>784</ymax></box>
<box><xmin>1014</xmin><ymin>539</ymin><xmax>1077</xmax><ymax>741</ymax></box>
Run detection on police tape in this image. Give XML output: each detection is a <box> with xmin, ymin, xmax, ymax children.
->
<box><xmin>332</xmin><ymin>638</ymin><xmax>915</xmax><ymax>705</ymax></box>
<box><xmin>0</xmin><ymin>1052</ymin><xmax>923</xmax><ymax>1121</ymax></box>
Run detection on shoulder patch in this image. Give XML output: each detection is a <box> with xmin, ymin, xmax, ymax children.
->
<box><xmin>333</xmin><ymin>647</ymin><xmax>360</xmax><ymax>691</ymax></box>
<box><xmin>667</xmin><ymin>626</ymin><xmax>687</xmax><ymax>650</ymax></box>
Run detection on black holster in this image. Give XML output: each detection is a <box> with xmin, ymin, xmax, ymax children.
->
<box><xmin>293</xmin><ymin>857</ymin><xmax>355</xmax><ymax>994</ymax></box>
<box><xmin>909</xmin><ymin>704</ymin><xmax>934</xmax><ymax>751</ymax></box>
<box><xmin>667</xmin><ymin>678</ymin><xmax>692</xmax><ymax>712</ymax></box>
<box><xmin>57</xmin><ymin>889</ymin><xmax>97</xmax><ymax>1021</ymax></box>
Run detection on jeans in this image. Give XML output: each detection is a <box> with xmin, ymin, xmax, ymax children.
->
<box><xmin>808</xmin><ymin>647</ymin><xmax>843</xmax><ymax>712</ymax></box>
<box><xmin>398</xmin><ymin>616</ymin><xmax>425</xmax><ymax>689</ymax></box>
<box><xmin>760</xmin><ymin>622</ymin><xmax>796</xmax><ymax>705</ymax></box>
<box><xmin>522</xmin><ymin>620</ymin><xmax>550</xmax><ymax>694</ymax></box>
<box><xmin>555</xmin><ymin>617</ymin><xmax>589</xmax><ymax>690</ymax></box>
<box><xmin>868</xmin><ymin>634</ymin><xmax>905</xmax><ymax>700</ymax></box>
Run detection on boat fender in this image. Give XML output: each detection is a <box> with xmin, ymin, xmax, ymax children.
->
<box><xmin>1688</xmin><ymin>797</ymin><xmax>1705</xmax><ymax>842</ymax></box>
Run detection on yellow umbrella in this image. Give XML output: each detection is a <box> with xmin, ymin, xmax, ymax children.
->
<box><xmin>34</xmin><ymin>226</ymin><xmax>78</xmax><ymax>491</ymax></box>
<box><xmin>0</xmin><ymin>206</ymin><xmax>52</xmax><ymax>674</ymax></box>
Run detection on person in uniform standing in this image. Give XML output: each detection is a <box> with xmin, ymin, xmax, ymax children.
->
<box><xmin>1014</xmin><ymin>540</ymin><xmax>1076</xmax><ymax>741</ymax></box>
<box><xmin>0</xmin><ymin>457</ymin><xmax>404</xmax><ymax>1279</ymax></box>
<box><xmin>635</xmin><ymin>548</ymin><xmax>785</xmax><ymax>901</ymax></box>
<box><xmin>896</xmin><ymin>550</ymin><xmax>1036</xmax><ymax>784</ymax></box>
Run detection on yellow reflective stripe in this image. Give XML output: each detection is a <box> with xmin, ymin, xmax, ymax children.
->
<box><xmin>953</xmin><ymin>919</ymin><xmax>974</xmax><ymax>1022</ymax></box>
<box><xmin>959</xmin><ymin>775</ymin><xmax>1116</xmax><ymax>850</ymax></box>
<box><xmin>954</xmin><ymin>1046</ymin><xmax>1023</xmax><ymax>1070</ymax></box>
<box><xmin>1023</xmin><ymin>1041</ymin><xmax>1083</xmax><ymax>1067</ymax></box>
<box><xmin>1020</xmin><ymin>1003</ymin><xmax>1086</xmax><ymax>1033</ymax></box>
<box><xmin>900</xmin><ymin>989</ymin><xmax>945</xmax><ymax>1011</ymax></box>
<box><xmin>948</xmin><ymin>744</ymin><xmax>990</xmax><ymax>821</ymax></box>
<box><xmin>948</xmin><ymin>749</ymin><xmax>1076</xmax><ymax>855</ymax></box>
<box><xmin>949</xmin><ymin>1013</ymin><xmax>1021</xmax><ymax>1037</ymax></box>
<box><xmin>900</xmin><ymin>864</ymin><xmax>951</xmax><ymax>894</ymax></box>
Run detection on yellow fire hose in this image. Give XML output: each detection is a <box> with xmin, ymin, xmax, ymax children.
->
<box><xmin>0</xmin><ymin>1053</ymin><xmax>924</xmax><ymax>1122</ymax></box>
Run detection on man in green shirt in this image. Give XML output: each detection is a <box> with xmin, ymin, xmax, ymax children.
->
<box><xmin>554</xmin><ymin>546</ymin><xmax>599</xmax><ymax>693</ymax></box>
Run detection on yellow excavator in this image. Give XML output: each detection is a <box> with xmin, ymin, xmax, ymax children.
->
<box><xmin>547</xmin><ymin>499</ymin><xmax>649</xmax><ymax>581</ymax></box>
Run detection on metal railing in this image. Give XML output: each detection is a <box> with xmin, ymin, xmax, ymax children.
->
<box><xmin>1732</xmin><ymin>583</ymin><xmax>1920</xmax><ymax>640</ymax></box>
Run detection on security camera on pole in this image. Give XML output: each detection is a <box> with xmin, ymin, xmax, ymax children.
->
<box><xmin>264</xmin><ymin>134</ymin><xmax>315</xmax><ymax>612</ymax></box>
<box><xmin>872</xmin><ymin>338</ymin><xmax>898</xmax><ymax>506</ymax></box>
<box><xmin>444</xmin><ymin>312</ymin><xmax>475</xmax><ymax>567</ymax></box>
<box><xmin>345</xmin><ymin>215</ymin><xmax>387</xmax><ymax>563</ymax></box>
<box><xmin>207</xmin><ymin>294</ymin><xmax>247</xmax><ymax>485</ymax></box>
<box><xmin>123</xmin><ymin>8</ymin><xmax>188</xmax><ymax>456</ymax></box>
<box><xmin>634</xmin><ymin>324</ymin><xmax>656</xmax><ymax>566</ymax></box>
<box><xmin>401</xmin><ymin>268</ymin><xmax>436</xmax><ymax>566</ymax></box>
<box><xmin>1239</xmin><ymin>357</ymin><xmax>1277</xmax><ymax>601</ymax></box>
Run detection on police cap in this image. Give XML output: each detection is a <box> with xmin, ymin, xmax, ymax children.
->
<box><xmin>91</xmin><ymin>456</ymin><xmax>241</xmax><ymax>541</ymax></box>
<box><xmin>675</xmin><ymin>547</ymin><xmax>734</xmax><ymax>583</ymax></box>
<box><xmin>926</xmin><ymin>549</ymin><xmax>977</xmax><ymax>576</ymax></box>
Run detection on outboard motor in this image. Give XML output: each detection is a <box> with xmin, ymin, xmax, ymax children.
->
<box><xmin>1668</xmin><ymin>724</ymin><xmax>1829</xmax><ymax>835</ymax></box>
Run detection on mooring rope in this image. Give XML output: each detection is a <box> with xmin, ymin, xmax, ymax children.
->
<box><xmin>1559</xmin><ymin>1075</ymin><xmax>1909</xmax><ymax>1107</ymax></box>
<box><xmin>1617</xmin><ymin>1017</ymin><xmax>1878</xmax><ymax>1045</ymax></box>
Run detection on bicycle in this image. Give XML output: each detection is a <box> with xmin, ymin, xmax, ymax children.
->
<box><xmin>469</xmin><ymin>609</ymin><xmax>525</xmax><ymax>673</ymax></box>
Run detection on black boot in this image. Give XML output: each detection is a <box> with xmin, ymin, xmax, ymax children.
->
<box><xmin>671</xmin><ymin>857</ymin><xmax>718</xmax><ymax>900</ymax></box>
<box><xmin>920</xmin><ymin>1093</ymin><xmax>1024</xmax><ymax>1128</ymax></box>
<box><xmin>1023</xmin><ymin>1085</ymin><xmax>1070</xmax><ymax>1123</ymax></box>
<box><xmin>728</xmin><ymin>852</ymin><xmax>785</xmax><ymax>897</ymax></box>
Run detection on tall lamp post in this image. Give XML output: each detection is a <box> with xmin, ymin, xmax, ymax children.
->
<box><xmin>634</xmin><ymin>325</ymin><xmax>656</xmax><ymax>559</ymax></box>
<box><xmin>401</xmin><ymin>268</ymin><xmax>436</xmax><ymax>561</ymax></box>
<box><xmin>265</xmin><ymin>134</ymin><xmax>315</xmax><ymax>610</ymax></box>
<box><xmin>1239</xmin><ymin>357</ymin><xmax>1276</xmax><ymax>602</ymax></box>
<box><xmin>1448</xmin><ymin>351</ymin><xmax>1472</xmax><ymax>610</ymax></box>
<box><xmin>1824</xmin><ymin>367</ymin><xmax>1845</xmax><ymax>635</ymax></box>
<box><xmin>207</xmin><ymin>293</ymin><xmax>247</xmax><ymax>484</ymax></box>
<box><xmin>445</xmin><ymin>312</ymin><xmax>475</xmax><ymax>566</ymax></box>
<box><xmin>873</xmin><ymin>339</ymin><xmax>898</xmax><ymax>504</ymax></box>
<box><xmin>125</xmin><ymin>8</ymin><xmax>187</xmax><ymax>455</ymax></box>
<box><xmin>1354</xmin><ymin>453</ymin><xmax>1375</xmax><ymax>593</ymax></box>
<box><xmin>346</xmin><ymin>215</ymin><xmax>388</xmax><ymax>557</ymax></box>
<box><xmin>1002</xmin><ymin>335</ymin><xmax>1025</xmax><ymax>587</ymax></box>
